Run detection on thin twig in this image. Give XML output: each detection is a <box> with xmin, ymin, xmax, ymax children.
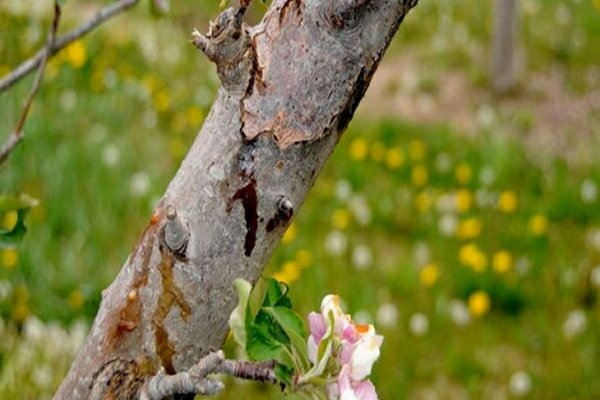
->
<box><xmin>0</xmin><ymin>0</ymin><xmax>139</xmax><ymax>94</ymax></box>
<box><xmin>139</xmin><ymin>350</ymin><xmax>278</xmax><ymax>400</ymax></box>
<box><xmin>0</xmin><ymin>2</ymin><xmax>62</xmax><ymax>165</ymax></box>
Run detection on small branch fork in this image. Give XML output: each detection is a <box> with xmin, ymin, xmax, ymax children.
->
<box><xmin>138</xmin><ymin>351</ymin><xmax>278</xmax><ymax>400</ymax></box>
<box><xmin>0</xmin><ymin>1</ymin><xmax>61</xmax><ymax>165</ymax></box>
<box><xmin>190</xmin><ymin>1</ymin><xmax>254</xmax><ymax>93</ymax></box>
<box><xmin>0</xmin><ymin>0</ymin><xmax>139</xmax><ymax>166</ymax></box>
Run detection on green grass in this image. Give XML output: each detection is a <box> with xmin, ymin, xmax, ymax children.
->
<box><xmin>1</xmin><ymin>0</ymin><xmax>600</xmax><ymax>399</ymax></box>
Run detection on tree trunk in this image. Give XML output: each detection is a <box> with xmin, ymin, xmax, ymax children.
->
<box><xmin>491</xmin><ymin>0</ymin><xmax>518</xmax><ymax>93</ymax></box>
<box><xmin>55</xmin><ymin>0</ymin><xmax>418</xmax><ymax>398</ymax></box>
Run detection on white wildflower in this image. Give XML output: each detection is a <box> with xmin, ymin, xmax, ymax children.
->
<box><xmin>409</xmin><ymin>313</ymin><xmax>429</xmax><ymax>337</ymax></box>
<box><xmin>580</xmin><ymin>179</ymin><xmax>597</xmax><ymax>204</ymax></box>
<box><xmin>130</xmin><ymin>172</ymin><xmax>151</xmax><ymax>197</ymax></box>
<box><xmin>325</xmin><ymin>231</ymin><xmax>348</xmax><ymax>256</ymax></box>
<box><xmin>352</xmin><ymin>245</ymin><xmax>373</xmax><ymax>271</ymax></box>
<box><xmin>563</xmin><ymin>309</ymin><xmax>587</xmax><ymax>339</ymax></box>
<box><xmin>509</xmin><ymin>370</ymin><xmax>532</xmax><ymax>397</ymax></box>
<box><xmin>376</xmin><ymin>303</ymin><xmax>399</xmax><ymax>329</ymax></box>
<box><xmin>449</xmin><ymin>299</ymin><xmax>470</xmax><ymax>327</ymax></box>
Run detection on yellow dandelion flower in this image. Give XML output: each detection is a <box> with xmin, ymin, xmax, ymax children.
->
<box><xmin>455</xmin><ymin>162</ymin><xmax>472</xmax><ymax>185</ymax></box>
<box><xmin>69</xmin><ymin>289</ymin><xmax>84</xmax><ymax>310</ymax></box>
<box><xmin>385</xmin><ymin>147</ymin><xmax>404</xmax><ymax>169</ymax></box>
<box><xmin>2</xmin><ymin>211</ymin><xmax>18</xmax><ymax>231</ymax></box>
<box><xmin>455</xmin><ymin>189</ymin><xmax>473</xmax><ymax>213</ymax></box>
<box><xmin>411</xmin><ymin>165</ymin><xmax>428</xmax><ymax>187</ymax></box>
<box><xmin>420</xmin><ymin>263</ymin><xmax>439</xmax><ymax>287</ymax></box>
<box><xmin>154</xmin><ymin>91</ymin><xmax>171</xmax><ymax>113</ymax></box>
<box><xmin>529</xmin><ymin>214</ymin><xmax>548</xmax><ymax>236</ymax></box>
<box><xmin>408</xmin><ymin>140</ymin><xmax>426</xmax><ymax>161</ymax></box>
<box><xmin>498</xmin><ymin>190</ymin><xmax>518</xmax><ymax>213</ymax></box>
<box><xmin>282</xmin><ymin>223</ymin><xmax>297</xmax><ymax>244</ymax></box>
<box><xmin>370</xmin><ymin>142</ymin><xmax>385</xmax><ymax>162</ymax></box>
<box><xmin>457</xmin><ymin>217</ymin><xmax>482</xmax><ymax>240</ymax></box>
<box><xmin>349</xmin><ymin>138</ymin><xmax>368</xmax><ymax>161</ymax></box>
<box><xmin>186</xmin><ymin>106</ymin><xmax>204</xmax><ymax>126</ymax></box>
<box><xmin>594</xmin><ymin>0</ymin><xmax>600</xmax><ymax>10</ymax></box>
<box><xmin>295</xmin><ymin>249</ymin><xmax>312</xmax><ymax>268</ymax></box>
<box><xmin>331</xmin><ymin>209</ymin><xmax>351</xmax><ymax>230</ymax></box>
<box><xmin>11</xmin><ymin>302</ymin><xmax>30</xmax><ymax>323</ymax></box>
<box><xmin>468</xmin><ymin>290</ymin><xmax>490</xmax><ymax>317</ymax></box>
<box><xmin>492</xmin><ymin>250</ymin><xmax>513</xmax><ymax>274</ymax></box>
<box><xmin>415</xmin><ymin>191</ymin><xmax>432</xmax><ymax>213</ymax></box>
<box><xmin>2</xmin><ymin>247</ymin><xmax>18</xmax><ymax>269</ymax></box>
<box><xmin>65</xmin><ymin>40</ymin><xmax>87</xmax><ymax>68</ymax></box>
<box><xmin>459</xmin><ymin>243</ymin><xmax>487</xmax><ymax>272</ymax></box>
<box><xmin>273</xmin><ymin>260</ymin><xmax>301</xmax><ymax>284</ymax></box>
<box><xmin>12</xmin><ymin>285</ymin><xmax>29</xmax><ymax>322</ymax></box>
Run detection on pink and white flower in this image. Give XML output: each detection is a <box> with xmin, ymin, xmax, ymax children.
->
<box><xmin>302</xmin><ymin>294</ymin><xmax>384</xmax><ymax>400</ymax></box>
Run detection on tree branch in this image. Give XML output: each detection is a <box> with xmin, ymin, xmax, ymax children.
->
<box><xmin>138</xmin><ymin>351</ymin><xmax>277</xmax><ymax>400</ymax></box>
<box><xmin>0</xmin><ymin>0</ymin><xmax>139</xmax><ymax>94</ymax></box>
<box><xmin>0</xmin><ymin>2</ymin><xmax>61</xmax><ymax>165</ymax></box>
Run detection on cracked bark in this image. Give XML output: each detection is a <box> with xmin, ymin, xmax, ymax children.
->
<box><xmin>54</xmin><ymin>0</ymin><xmax>418</xmax><ymax>398</ymax></box>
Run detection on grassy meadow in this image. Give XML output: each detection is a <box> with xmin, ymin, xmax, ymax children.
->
<box><xmin>1</xmin><ymin>0</ymin><xmax>600</xmax><ymax>398</ymax></box>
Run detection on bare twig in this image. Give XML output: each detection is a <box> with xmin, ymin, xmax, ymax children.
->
<box><xmin>0</xmin><ymin>0</ymin><xmax>139</xmax><ymax>94</ymax></box>
<box><xmin>139</xmin><ymin>351</ymin><xmax>278</xmax><ymax>400</ymax></box>
<box><xmin>0</xmin><ymin>2</ymin><xmax>62</xmax><ymax>165</ymax></box>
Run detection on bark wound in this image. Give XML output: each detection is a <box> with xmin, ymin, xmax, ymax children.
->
<box><xmin>231</xmin><ymin>180</ymin><xmax>258</xmax><ymax>256</ymax></box>
<box><xmin>153</xmin><ymin>250</ymin><xmax>192</xmax><ymax>374</ymax></box>
<box><xmin>227</xmin><ymin>140</ymin><xmax>259</xmax><ymax>257</ymax></box>
<box><xmin>108</xmin><ymin>225</ymin><xmax>157</xmax><ymax>349</ymax></box>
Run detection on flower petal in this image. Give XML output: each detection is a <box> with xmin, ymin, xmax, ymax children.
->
<box><xmin>350</xmin><ymin>334</ymin><xmax>383</xmax><ymax>381</ymax></box>
<box><xmin>308</xmin><ymin>311</ymin><xmax>327</xmax><ymax>343</ymax></box>
<box><xmin>354</xmin><ymin>380</ymin><xmax>378</xmax><ymax>400</ymax></box>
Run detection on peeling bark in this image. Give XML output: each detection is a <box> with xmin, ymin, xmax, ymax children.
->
<box><xmin>55</xmin><ymin>0</ymin><xmax>418</xmax><ymax>398</ymax></box>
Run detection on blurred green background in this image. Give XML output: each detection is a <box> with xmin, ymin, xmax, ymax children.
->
<box><xmin>1</xmin><ymin>0</ymin><xmax>600</xmax><ymax>398</ymax></box>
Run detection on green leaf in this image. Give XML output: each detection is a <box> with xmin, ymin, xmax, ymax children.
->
<box><xmin>0</xmin><ymin>194</ymin><xmax>39</xmax><ymax>248</ymax></box>
<box><xmin>263</xmin><ymin>278</ymin><xmax>292</xmax><ymax>308</ymax></box>
<box><xmin>264</xmin><ymin>307</ymin><xmax>306</xmax><ymax>339</ymax></box>
<box><xmin>249</xmin><ymin>277</ymin><xmax>267</xmax><ymax>318</ymax></box>
<box><xmin>246</xmin><ymin>321</ymin><xmax>285</xmax><ymax>361</ymax></box>
<box><xmin>255</xmin><ymin>309</ymin><xmax>289</xmax><ymax>345</ymax></box>
<box><xmin>264</xmin><ymin>307</ymin><xmax>309</xmax><ymax>369</ymax></box>
<box><xmin>229</xmin><ymin>278</ymin><xmax>252</xmax><ymax>349</ymax></box>
<box><xmin>274</xmin><ymin>363</ymin><xmax>294</xmax><ymax>387</ymax></box>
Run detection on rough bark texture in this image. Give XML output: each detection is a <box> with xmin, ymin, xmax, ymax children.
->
<box><xmin>55</xmin><ymin>0</ymin><xmax>418</xmax><ymax>398</ymax></box>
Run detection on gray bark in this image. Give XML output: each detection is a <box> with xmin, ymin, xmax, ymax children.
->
<box><xmin>491</xmin><ymin>0</ymin><xmax>518</xmax><ymax>92</ymax></box>
<box><xmin>55</xmin><ymin>0</ymin><xmax>418</xmax><ymax>398</ymax></box>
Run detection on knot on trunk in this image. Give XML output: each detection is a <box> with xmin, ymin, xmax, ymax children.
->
<box><xmin>160</xmin><ymin>205</ymin><xmax>189</xmax><ymax>260</ymax></box>
<box><xmin>191</xmin><ymin>6</ymin><xmax>253</xmax><ymax>94</ymax></box>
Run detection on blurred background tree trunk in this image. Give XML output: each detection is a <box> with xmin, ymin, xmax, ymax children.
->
<box><xmin>491</xmin><ymin>0</ymin><xmax>519</xmax><ymax>93</ymax></box>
